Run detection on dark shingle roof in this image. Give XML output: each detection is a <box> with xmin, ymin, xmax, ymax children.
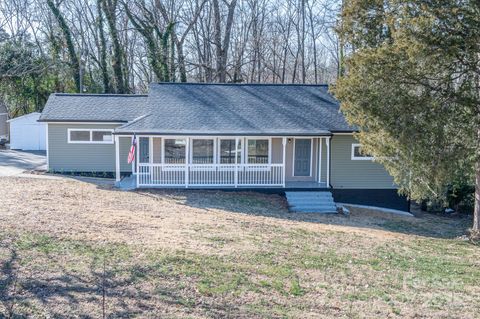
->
<box><xmin>38</xmin><ymin>93</ymin><xmax>148</xmax><ymax>122</ymax></box>
<box><xmin>115</xmin><ymin>83</ymin><xmax>352</xmax><ymax>135</ymax></box>
<box><xmin>39</xmin><ymin>83</ymin><xmax>353</xmax><ymax>134</ymax></box>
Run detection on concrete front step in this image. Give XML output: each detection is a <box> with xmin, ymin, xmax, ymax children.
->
<box><xmin>289</xmin><ymin>204</ymin><xmax>337</xmax><ymax>210</ymax></box>
<box><xmin>288</xmin><ymin>197</ymin><xmax>334</xmax><ymax>202</ymax></box>
<box><xmin>285</xmin><ymin>191</ymin><xmax>337</xmax><ymax>214</ymax></box>
<box><xmin>290</xmin><ymin>208</ymin><xmax>338</xmax><ymax>213</ymax></box>
<box><xmin>286</xmin><ymin>192</ymin><xmax>333</xmax><ymax>197</ymax></box>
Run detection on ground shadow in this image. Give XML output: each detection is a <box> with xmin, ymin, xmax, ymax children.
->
<box><xmin>134</xmin><ymin>188</ymin><xmax>472</xmax><ymax>240</ymax></box>
<box><xmin>12</xmin><ymin>170</ymin><xmax>471</xmax><ymax>241</ymax></box>
<box><xmin>0</xmin><ymin>236</ymin><xmax>246</xmax><ymax>318</ymax></box>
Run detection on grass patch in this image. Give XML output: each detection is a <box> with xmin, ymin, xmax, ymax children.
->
<box><xmin>1</xmin><ymin>177</ymin><xmax>479</xmax><ymax>318</ymax></box>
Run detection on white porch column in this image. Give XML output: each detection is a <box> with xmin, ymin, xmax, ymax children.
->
<box><xmin>326</xmin><ymin>136</ymin><xmax>331</xmax><ymax>188</ymax></box>
<box><xmin>282</xmin><ymin>137</ymin><xmax>287</xmax><ymax>188</ymax></box>
<box><xmin>136</xmin><ymin>135</ymin><xmax>140</xmax><ymax>187</ymax></box>
<box><xmin>318</xmin><ymin>138</ymin><xmax>322</xmax><ymax>184</ymax></box>
<box><xmin>131</xmin><ymin>135</ymin><xmax>135</xmax><ymax>173</ymax></box>
<box><xmin>185</xmin><ymin>137</ymin><xmax>189</xmax><ymax>188</ymax></box>
<box><xmin>234</xmin><ymin>137</ymin><xmax>239</xmax><ymax>188</ymax></box>
<box><xmin>115</xmin><ymin>135</ymin><xmax>120</xmax><ymax>182</ymax></box>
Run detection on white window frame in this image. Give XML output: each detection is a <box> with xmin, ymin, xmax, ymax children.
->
<box><xmin>245</xmin><ymin>137</ymin><xmax>272</xmax><ymax>166</ymax></box>
<box><xmin>351</xmin><ymin>143</ymin><xmax>374</xmax><ymax>160</ymax></box>
<box><xmin>190</xmin><ymin>137</ymin><xmax>216</xmax><ymax>165</ymax></box>
<box><xmin>67</xmin><ymin>128</ymin><xmax>114</xmax><ymax>144</ymax></box>
<box><xmin>218</xmin><ymin>138</ymin><xmax>243</xmax><ymax>165</ymax></box>
<box><xmin>162</xmin><ymin>137</ymin><xmax>187</xmax><ymax>165</ymax></box>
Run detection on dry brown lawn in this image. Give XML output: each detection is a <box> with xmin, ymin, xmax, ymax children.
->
<box><xmin>0</xmin><ymin>176</ymin><xmax>479</xmax><ymax>318</ymax></box>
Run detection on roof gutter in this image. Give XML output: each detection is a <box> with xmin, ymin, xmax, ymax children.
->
<box><xmin>38</xmin><ymin>119</ymin><xmax>128</xmax><ymax>123</ymax></box>
<box><xmin>330</xmin><ymin>130</ymin><xmax>358</xmax><ymax>134</ymax></box>
<box><xmin>112</xmin><ymin>131</ymin><xmax>334</xmax><ymax>137</ymax></box>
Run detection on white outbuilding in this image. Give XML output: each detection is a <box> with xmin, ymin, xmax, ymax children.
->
<box><xmin>7</xmin><ymin>112</ymin><xmax>46</xmax><ymax>150</ymax></box>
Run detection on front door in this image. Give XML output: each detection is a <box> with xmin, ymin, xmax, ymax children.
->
<box><xmin>294</xmin><ymin>139</ymin><xmax>311</xmax><ymax>176</ymax></box>
<box><xmin>139</xmin><ymin>137</ymin><xmax>150</xmax><ymax>163</ymax></box>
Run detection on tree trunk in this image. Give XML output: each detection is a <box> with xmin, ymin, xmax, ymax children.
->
<box><xmin>97</xmin><ymin>0</ymin><xmax>110</xmax><ymax>93</ymax></box>
<box><xmin>474</xmin><ymin>126</ymin><xmax>480</xmax><ymax>234</ymax></box>
<box><xmin>101</xmin><ymin>0</ymin><xmax>127</xmax><ymax>93</ymax></box>
<box><xmin>300</xmin><ymin>0</ymin><xmax>306</xmax><ymax>84</ymax></box>
<box><xmin>213</xmin><ymin>0</ymin><xmax>237</xmax><ymax>82</ymax></box>
<box><xmin>177</xmin><ymin>42</ymin><xmax>187</xmax><ymax>82</ymax></box>
<box><xmin>46</xmin><ymin>0</ymin><xmax>81</xmax><ymax>93</ymax></box>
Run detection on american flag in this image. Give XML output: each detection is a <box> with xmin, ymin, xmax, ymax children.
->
<box><xmin>127</xmin><ymin>135</ymin><xmax>136</xmax><ymax>164</ymax></box>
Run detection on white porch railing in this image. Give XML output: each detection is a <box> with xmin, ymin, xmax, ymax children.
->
<box><xmin>137</xmin><ymin>163</ymin><xmax>284</xmax><ymax>187</ymax></box>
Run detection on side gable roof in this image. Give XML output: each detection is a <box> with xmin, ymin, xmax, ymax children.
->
<box><xmin>38</xmin><ymin>93</ymin><xmax>148</xmax><ymax>123</ymax></box>
<box><xmin>38</xmin><ymin>84</ymin><xmax>354</xmax><ymax>134</ymax></box>
<box><xmin>115</xmin><ymin>83</ymin><xmax>352</xmax><ymax>135</ymax></box>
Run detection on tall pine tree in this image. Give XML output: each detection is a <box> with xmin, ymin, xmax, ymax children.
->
<box><xmin>333</xmin><ymin>0</ymin><xmax>480</xmax><ymax>234</ymax></box>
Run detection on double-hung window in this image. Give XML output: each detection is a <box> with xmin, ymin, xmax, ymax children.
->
<box><xmin>68</xmin><ymin>129</ymin><xmax>113</xmax><ymax>144</ymax></box>
<box><xmin>247</xmin><ymin>139</ymin><xmax>270</xmax><ymax>164</ymax></box>
<box><xmin>164</xmin><ymin>139</ymin><xmax>186</xmax><ymax>164</ymax></box>
<box><xmin>191</xmin><ymin>139</ymin><xmax>215</xmax><ymax>164</ymax></box>
<box><xmin>219</xmin><ymin>139</ymin><xmax>242</xmax><ymax>164</ymax></box>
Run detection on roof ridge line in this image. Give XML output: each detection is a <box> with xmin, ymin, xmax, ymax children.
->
<box><xmin>54</xmin><ymin>93</ymin><xmax>148</xmax><ymax>97</ymax></box>
<box><xmin>151</xmin><ymin>82</ymin><xmax>329</xmax><ymax>87</ymax></box>
<box><xmin>116</xmin><ymin>113</ymin><xmax>151</xmax><ymax>130</ymax></box>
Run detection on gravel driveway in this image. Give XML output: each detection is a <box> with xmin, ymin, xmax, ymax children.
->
<box><xmin>0</xmin><ymin>149</ymin><xmax>47</xmax><ymax>176</ymax></box>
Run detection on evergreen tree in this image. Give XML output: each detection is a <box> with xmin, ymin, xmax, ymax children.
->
<box><xmin>333</xmin><ymin>0</ymin><xmax>480</xmax><ymax>234</ymax></box>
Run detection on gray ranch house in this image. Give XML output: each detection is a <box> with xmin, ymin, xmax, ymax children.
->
<box><xmin>39</xmin><ymin>83</ymin><xmax>408</xmax><ymax>211</ymax></box>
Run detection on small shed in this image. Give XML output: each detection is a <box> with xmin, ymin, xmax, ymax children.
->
<box><xmin>7</xmin><ymin>112</ymin><xmax>46</xmax><ymax>150</ymax></box>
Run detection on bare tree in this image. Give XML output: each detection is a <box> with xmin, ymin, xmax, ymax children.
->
<box><xmin>46</xmin><ymin>0</ymin><xmax>81</xmax><ymax>92</ymax></box>
<box><xmin>100</xmin><ymin>0</ymin><xmax>128</xmax><ymax>93</ymax></box>
<box><xmin>212</xmin><ymin>0</ymin><xmax>237</xmax><ymax>82</ymax></box>
<box><xmin>0</xmin><ymin>0</ymin><xmax>342</xmax><ymax>110</ymax></box>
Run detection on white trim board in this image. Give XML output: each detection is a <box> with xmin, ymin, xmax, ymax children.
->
<box><xmin>6</xmin><ymin>112</ymin><xmax>40</xmax><ymax>123</ymax></box>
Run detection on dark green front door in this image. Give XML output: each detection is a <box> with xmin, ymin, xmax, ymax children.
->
<box><xmin>294</xmin><ymin>139</ymin><xmax>311</xmax><ymax>176</ymax></box>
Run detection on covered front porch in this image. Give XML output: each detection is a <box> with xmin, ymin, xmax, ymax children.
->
<box><xmin>114</xmin><ymin>135</ymin><xmax>331</xmax><ymax>189</ymax></box>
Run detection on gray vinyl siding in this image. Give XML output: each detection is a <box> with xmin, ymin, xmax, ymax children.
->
<box><xmin>48</xmin><ymin>124</ymin><xmax>132</xmax><ymax>173</ymax></box>
<box><xmin>330</xmin><ymin>135</ymin><xmax>395</xmax><ymax>189</ymax></box>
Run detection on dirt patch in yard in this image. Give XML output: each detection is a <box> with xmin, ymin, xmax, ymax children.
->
<box><xmin>0</xmin><ymin>176</ymin><xmax>478</xmax><ymax>318</ymax></box>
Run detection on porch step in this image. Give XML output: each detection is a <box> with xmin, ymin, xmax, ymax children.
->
<box><xmin>285</xmin><ymin>191</ymin><xmax>337</xmax><ymax>214</ymax></box>
<box><xmin>285</xmin><ymin>192</ymin><xmax>334</xmax><ymax>199</ymax></box>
